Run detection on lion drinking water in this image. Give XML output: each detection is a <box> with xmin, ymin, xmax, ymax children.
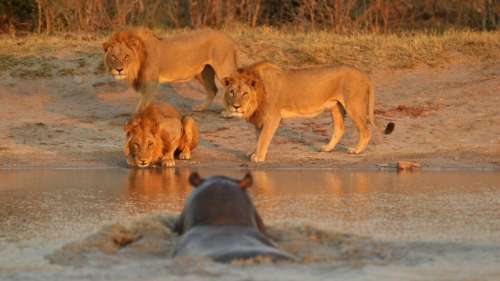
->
<box><xmin>124</xmin><ymin>103</ymin><xmax>199</xmax><ymax>168</ymax></box>
<box><xmin>222</xmin><ymin>62</ymin><xmax>395</xmax><ymax>162</ymax></box>
<box><xmin>103</xmin><ymin>28</ymin><xmax>238</xmax><ymax>112</ymax></box>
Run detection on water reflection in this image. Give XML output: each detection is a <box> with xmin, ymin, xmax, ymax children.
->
<box><xmin>124</xmin><ymin>168</ymin><xmax>191</xmax><ymax>212</ymax></box>
<box><xmin>1</xmin><ymin>169</ymin><xmax>500</xmax><ymax>243</ymax></box>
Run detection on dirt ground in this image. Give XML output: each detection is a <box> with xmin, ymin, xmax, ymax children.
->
<box><xmin>0</xmin><ymin>35</ymin><xmax>499</xmax><ymax>170</ymax></box>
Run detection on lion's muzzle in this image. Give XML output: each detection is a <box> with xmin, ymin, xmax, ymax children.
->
<box><xmin>111</xmin><ymin>68</ymin><xmax>127</xmax><ymax>80</ymax></box>
<box><xmin>229</xmin><ymin>105</ymin><xmax>245</xmax><ymax>117</ymax></box>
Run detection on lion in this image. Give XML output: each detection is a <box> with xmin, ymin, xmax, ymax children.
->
<box><xmin>124</xmin><ymin>103</ymin><xmax>199</xmax><ymax>168</ymax></box>
<box><xmin>222</xmin><ymin>62</ymin><xmax>395</xmax><ymax>162</ymax></box>
<box><xmin>102</xmin><ymin>27</ymin><xmax>238</xmax><ymax>112</ymax></box>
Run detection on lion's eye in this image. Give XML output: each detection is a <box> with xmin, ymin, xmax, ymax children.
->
<box><xmin>148</xmin><ymin>142</ymin><xmax>154</xmax><ymax>147</ymax></box>
<box><xmin>242</xmin><ymin>92</ymin><xmax>249</xmax><ymax>96</ymax></box>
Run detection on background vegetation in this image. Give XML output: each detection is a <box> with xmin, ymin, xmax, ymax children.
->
<box><xmin>0</xmin><ymin>0</ymin><xmax>497</xmax><ymax>34</ymax></box>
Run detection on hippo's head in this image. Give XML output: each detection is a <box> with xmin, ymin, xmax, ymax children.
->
<box><xmin>174</xmin><ymin>172</ymin><xmax>267</xmax><ymax>236</ymax></box>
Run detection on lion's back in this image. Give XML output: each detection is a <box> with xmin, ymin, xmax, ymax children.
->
<box><xmin>246</xmin><ymin>63</ymin><xmax>372</xmax><ymax>116</ymax></box>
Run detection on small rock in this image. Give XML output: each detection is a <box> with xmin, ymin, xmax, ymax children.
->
<box><xmin>397</xmin><ymin>161</ymin><xmax>421</xmax><ymax>171</ymax></box>
<box><xmin>74</xmin><ymin>76</ymin><xmax>83</xmax><ymax>84</ymax></box>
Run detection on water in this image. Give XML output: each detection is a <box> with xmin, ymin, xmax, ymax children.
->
<box><xmin>1</xmin><ymin>169</ymin><xmax>500</xmax><ymax>280</ymax></box>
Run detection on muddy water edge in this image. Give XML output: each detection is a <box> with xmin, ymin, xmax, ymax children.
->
<box><xmin>1</xmin><ymin>168</ymin><xmax>500</xmax><ymax>281</ymax></box>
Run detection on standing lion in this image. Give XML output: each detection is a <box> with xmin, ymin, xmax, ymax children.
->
<box><xmin>103</xmin><ymin>28</ymin><xmax>238</xmax><ymax>113</ymax></box>
<box><xmin>222</xmin><ymin>62</ymin><xmax>395</xmax><ymax>162</ymax></box>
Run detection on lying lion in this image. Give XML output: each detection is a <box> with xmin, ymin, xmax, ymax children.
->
<box><xmin>222</xmin><ymin>62</ymin><xmax>395</xmax><ymax>162</ymax></box>
<box><xmin>124</xmin><ymin>103</ymin><xmax>199</xmax><ymax>168</ymax></box>
<box><xmin>103</xmin><ymin>27</ymin><xmax>238</xmax><ymax>112</ymax></box>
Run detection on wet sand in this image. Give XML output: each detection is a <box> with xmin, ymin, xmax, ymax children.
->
<box><xmin>1</xmin><ymin>169</ymin><xmax>500</xmax><ymax>281</ymax></box>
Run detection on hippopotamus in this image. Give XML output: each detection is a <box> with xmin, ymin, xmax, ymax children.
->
<box><xmin>172</xmin><ymin>172</ymin><xmax>294</xmax><ymax>262</ymax></box>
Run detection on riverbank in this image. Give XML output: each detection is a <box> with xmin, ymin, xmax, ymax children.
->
<box><xmin>0</xmin><ymin>29</ymin><xmax>499</xmax><ymax>170</ymax></box>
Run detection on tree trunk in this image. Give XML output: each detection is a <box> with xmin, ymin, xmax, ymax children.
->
<box><xmin>483</xmin><ymin>0</ymin><xmax>497</xmax><ymax>30</ymax></box>
<box><xmin>36</xmin><ymin>0</ymin><xmax>42</xmax><ymax>33</ymax></box>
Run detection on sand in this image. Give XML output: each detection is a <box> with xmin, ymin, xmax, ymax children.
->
<box><xmin>2</xmin><ymin>214</ymin><xmax>494</xmax><ymax>281</ymax></box>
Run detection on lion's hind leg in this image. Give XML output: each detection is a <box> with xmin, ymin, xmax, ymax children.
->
<box><xmin>321</xmin><ymin>102</ymin><xmax>345</xmax><ymax>152</ymax></box>
<box><xmin>179</xmin><ymin>116</ymin><xmax>199</xmax><ymax>160</ymax></box>
<box><xmin>346</xmin><ymin>102</ymin><xmax>371</xmax><ymax>154</ymax></box>
<box><xmin>193</xmin><ymin>65</ymin><xmax>218</xmax><ymax>112</ymax></box>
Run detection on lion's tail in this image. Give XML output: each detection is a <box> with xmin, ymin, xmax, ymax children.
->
<box><xmin>368</xmin><ymin>83</ymin><xmax>395</xmax><ymax>144</ymax></box>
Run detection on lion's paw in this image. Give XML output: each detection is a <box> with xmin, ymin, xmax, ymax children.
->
<box><xmin>220</xmin><ymin>110</ymin><xmax>234</xmax><ymax>119</ymax></box>
<box><xmin>347</xmin><ymin>147</ymin><xmax>361</xmax><ymax>154</ymax></box>
<box><xmin>320</xmin><ymin>144</ymin><xmax>334</xmax><ymax>152</ymax></box>
<box><xmin>162</xmin><ymin>159</ymin><xmax>176</xmax><ymax>168</ymax></box>
<box><xmin>192</xmin><ymin>103</ymin><xmax>209</xmax><ymax>112</ymax></box>
<box><xmin>179</xmin><ymin>151</ymin><xmax>191</xmax><ymax>160</ymax></box>
<box><xmin>249</xmin><ymin>153</ymin><xmax>265</xmax><ymax>163</ymax></box>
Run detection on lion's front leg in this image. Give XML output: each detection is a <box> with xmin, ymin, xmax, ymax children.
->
<box><xmin>250</xmin><ymin>117</ymin><xmax>281</xmax><ymax>163</ymax></box>
<box><xmin>126</xmin><ymin>156</ymin><xmax>135</xmax><ymax>167</ymax></box>
<box><xmin>161</xmin><ymin>140</ymin><xmax>179</xmax><ymax>168</ymax></box>
<box><xmin>161</xmin><ymin>150</ymin><xmax>176</xmax><ymax>168</ymax></box>
<box><xmin>136</xmin><ymin>81</ymin><xmax>159</xmax><ymax>112</ymax></box>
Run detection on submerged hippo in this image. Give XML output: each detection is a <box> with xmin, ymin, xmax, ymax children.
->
<box><xmin>173</xmin><ymin>172</ymin><xmax>294</xmax><ymax>262</ymax></box>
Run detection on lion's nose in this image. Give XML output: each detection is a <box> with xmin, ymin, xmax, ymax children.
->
<box><xmin>116</xmin><ymin>68</ymin><xmax>123</xmax><ymax>73</ymax></box>
<box><xmin>233</xmin><ymin>104</ymin><xmax>241</xmax><ymax>109</ymax></box>
<box><xmin>140</xmin><ymin>160</ymin><xmax>147</xmax><ymax>165</ymax></box>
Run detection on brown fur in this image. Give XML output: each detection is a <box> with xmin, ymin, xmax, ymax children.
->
<box><xmin>124</xmin><ymin>103</ymin><xmax>199</xmax><ymax>168</ymax></box>
<box><xmin>103</xmin><ymin>27</ymin><xmax>238</xmax><ymax>112</ymax></box>
<box><xmin>223</xmin><ymin>62</ymin><xmax>394</xmax><ymax>162</ymax></box>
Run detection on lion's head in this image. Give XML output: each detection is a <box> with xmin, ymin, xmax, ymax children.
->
<box><xmin>124</xmin><ymin>117</ymin><xmax>163</xmax><ymax>168</ymax></box>
<box><xmin>222</xmin><ymin>69</ymin><xmax>264</xmax><ymax>119</ymax></box>
<box><xmin>102</xmin><ymin>30</ymin><xmax>148</xmax><ymax>83</ymax></box>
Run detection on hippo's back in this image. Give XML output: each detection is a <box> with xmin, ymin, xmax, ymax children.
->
<box><xmin>173</xmin><ymin>226</ymin><xmax>294</xmax><ymax>263</ymax></box>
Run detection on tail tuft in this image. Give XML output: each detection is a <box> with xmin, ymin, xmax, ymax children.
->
<box><xmin>384</xmin><ymin>122</ymin><xmax>395</xmax><ymax>135</ymax></box>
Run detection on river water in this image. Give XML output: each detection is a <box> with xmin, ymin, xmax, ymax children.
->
<box><xmin>1</xmin><ymin>169</ymin><xmax>500</xmax><ymax>280</ymax></box>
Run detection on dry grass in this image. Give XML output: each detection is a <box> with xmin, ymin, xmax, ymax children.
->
<box><xmin>225</xmin><ymin>27</ymin><xmax>500</xmax><ymax>70</ymax></box>
<box><xmin>0</xmin><ymin>27</ymin><xmax>498</xmax><ymax>79</ymax></box>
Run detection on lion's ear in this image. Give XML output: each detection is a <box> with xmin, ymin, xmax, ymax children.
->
<box><xmin>123</xmin><ymin>139</ymin><xmax>131</xmax><ymax>156</ymax></box>
<box><xmin>102</xmin><ymin>41</ymin><xmax>111</xmax><ymax>52</ymax></box>
<box><xmin>239</xmin><ymin>172</ymin><xmax>253</xmax><ymax>190</ymax></box>
<box><xmin>127</xmin><ymin>37</ymin><xmax>142</xmax><ymax>51</ymax></box>
<box><xmin>222</xmin><ymin>77</ymin><xmax>234</xmax><ymax>87</ymax></box>
<box><xmin>249</xmin><ymin>79</ymin><xmax>258</xmax><ymax>89</ymax></box>
<box><xmin>124</xmin><ymin>119</ymin><xmax>137</xmax><ymax>137</ymax></box>
<box><xmin>189</xmin><ymin>172</ymin><xmax>205</xmax><ymax>187</ymax></box>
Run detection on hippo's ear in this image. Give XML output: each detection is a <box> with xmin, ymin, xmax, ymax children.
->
<box><xmin>239</xmin><ymin>172</ymin><xmax>253</xmax><ymax>189</ymax></box>
<box><xmin>189</xmin><ymin>172</ymin><xmax>204</xmax><ymax>187</ymax></box>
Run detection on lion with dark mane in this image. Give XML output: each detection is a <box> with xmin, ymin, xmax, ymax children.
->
<box><xmin>103</xmin><ymin>28</ymin><xmax>238</xmax><ymax>112</ymax></box>
<box><xmin>124</xmin><ymin>103</ymin><xmax>199</xmax><ymax>168</ymax></box>
<box><xmin>222</xmin><ymin>62</ymin><xmax>395</xmax><ymax>162</ymax></box>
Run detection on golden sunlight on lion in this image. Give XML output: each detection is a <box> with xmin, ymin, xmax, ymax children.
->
<box><xmin>222</xmin><ymin>62</ymin><xmax>395</xmax><ymax>162</ymax></box>
<box><xmin>103</xmin><ymin>27</ymin><xmax>238</xmax><ymax>113</ymax></box>
<box><xmin>124</xmin><ymin>103</ymin><xmax>199</xmax><ymax>168</ymax></box>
